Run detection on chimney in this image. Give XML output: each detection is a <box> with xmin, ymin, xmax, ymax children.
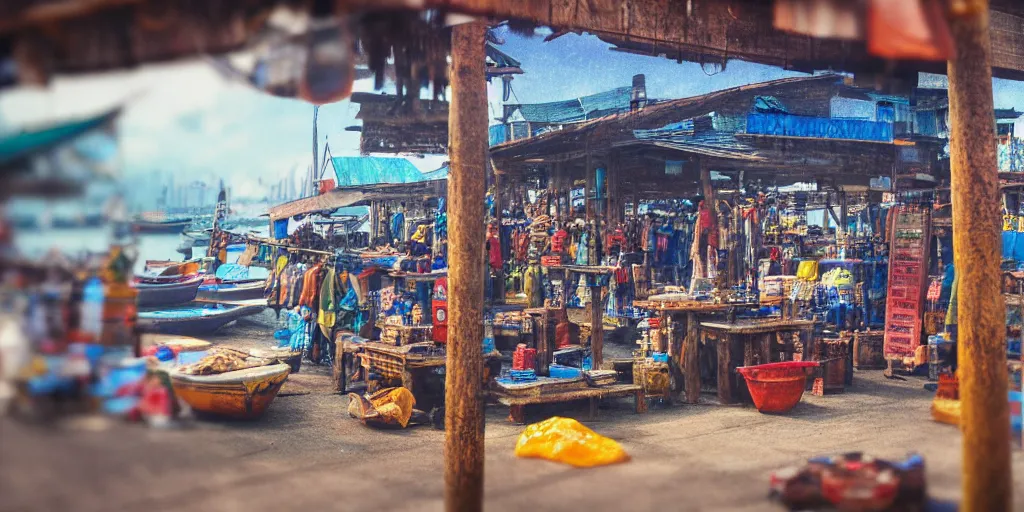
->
<box><xmin>630</xmin><ymin>74</ymin><xmax>648</xmax><ymax>111</ymax></box>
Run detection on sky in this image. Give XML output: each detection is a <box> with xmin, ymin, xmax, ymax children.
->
<box><xmin>3</xmin><ymin>26</ymin><xmax>1024</xmax><ymax>204</ymax></box>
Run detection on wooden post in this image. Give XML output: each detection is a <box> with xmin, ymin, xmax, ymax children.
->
<box><xmin>590</xmin><ymin>282</ymin><xmax>604</xmax><ymax>369</ymax></box>
<box><xmin>946</xmin><ymin>3</ymin><xmax>1012</xmax><ymax>511</ymax></box>
<box><xmin>493</xmin><ymin>168</ymin><xmax>506</xmax><ymax>303</ymax></box>
<box><xmin>700</xmin><ymin>159</ymin><xmax>718</xmax><ymax>282</ymax></box>
<box><xmin>444</xmin><ymin>21</ymin><xmax>487</xmax><ymax>512</ymax></box>
<box><xmin>684</xmin><ymin>312</ymin><xmax>700</xmax><ymax>403</ymax></box>
<box><xmin>839</xmin><ymin>191</ymin><xmax>848</xmax><ymax>234</ymax></box>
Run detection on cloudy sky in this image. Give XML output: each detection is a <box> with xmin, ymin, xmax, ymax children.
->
<box><xmin>3</xmin><ymin>26</ymin><xmax>1024</xmax><ymax>204</ymax></box>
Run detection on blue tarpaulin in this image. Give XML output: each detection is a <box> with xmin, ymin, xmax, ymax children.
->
<box><xmin>746</xmin><ymin>113</ymin><xmax>893</xmax><ymax>142</ymax></box>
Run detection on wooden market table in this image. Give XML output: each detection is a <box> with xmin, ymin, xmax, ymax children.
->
<box><xmin>359</xmin><ymin>341</ymin><xmax>502</xmax><ymax>411</ymax></box>
<box><xmin>633</xmin><ymin>298</ymin><xmax>812</xmax><ymax>405</ymax></box>
<box><xmin>699</xmin><ymin>318</ymin><xmax>816</xmax><ymax>404</ymax></box>
<box><xmin>633</xmin><ymin>299</ymin><xmax>758</xmax><ymax>405</ymax></box>
<box><xmin>492</xmin><ymin>383</ymin><xmax>646</xmax><ymax>424</ymax></box>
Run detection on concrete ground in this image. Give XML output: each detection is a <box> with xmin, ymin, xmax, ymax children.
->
<box><xmin>2</xmin><ymin>317</ymin><xmax>1022</xmax><ymax>511</ymax></box>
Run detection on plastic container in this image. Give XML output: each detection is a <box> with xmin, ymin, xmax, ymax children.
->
<box><xmin>79</xmin><ymin>277</ymin><xmax>105</xmax><ymax>342</ymax></box>
<box><xmin>736</xmin><ymin>361</ymin><xmax>818</xmax><ymax>413</ymax></box>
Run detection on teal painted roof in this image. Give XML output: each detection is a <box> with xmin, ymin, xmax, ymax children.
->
<box><xmin>0</xmin><ymin>108</ymin><xmax>119</xmax><ymax>169</ymax></box>
<box><xmin>514</xmin><ymin>87</ymin><xmax>633</xmax><ymax>124</ymax></box>
<box><xmin>420</xmin><ymin>164</ymin><xmax>449</xmax><ymax>181</ymax></box>
<box><xmin>331</xmin><ymin>157</ymin><xmax>425</xmax><ymax>186</ymax></box>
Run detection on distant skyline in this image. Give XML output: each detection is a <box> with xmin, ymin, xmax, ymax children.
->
<box><xmin>3</xmin><ymin>27</ymin><xmax>1024</xmax><ymax>203</ymax></box>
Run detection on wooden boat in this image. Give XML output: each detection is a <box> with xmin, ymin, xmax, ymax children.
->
<box><xmin>133</xmin><ymin>275</ymin><xmax>204</xmax><ymax>307</ymax></box>
<box><xmin>132</xmin><ymin>218</ymin><xmax>191</xmax><ymax>234</ymax></box>
<box><xmin>137</xmin><ymin>302</ymin><xmax>265</xmax><ymax>335</ymax></box>
<box><xmin>196</xmin><ymin>279</ymin><xmax>266</xmax><ymax>302</ymax></box>
<box><xmin>170</xmin><ymin>363</ymin><xmax>290</xmax><ymax>419</ymax></box>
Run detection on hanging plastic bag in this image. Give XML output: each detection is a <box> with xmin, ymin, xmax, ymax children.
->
<box><xmin>514</xmin><ymin>417</ymin><xmax>630</xmax><ymax>468</ymax></box>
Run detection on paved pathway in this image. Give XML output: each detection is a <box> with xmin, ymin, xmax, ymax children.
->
<box><xmin>2</xmin><ymin>371</ymin><xmax>1021</xmax><ymax>511</ymax></box>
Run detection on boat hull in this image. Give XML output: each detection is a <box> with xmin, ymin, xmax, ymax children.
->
<box><xmin>133</xmin><ymin>219</ymin><xmax>190</xmax><ymax>234</ymax></box>
<box><xmin>171</xmin><ymin>364</ymin><xmax>290</xmax><ymax>419</ymax></box>
<box><xmin>134</xmin><ymin>276</ymin><xmax>204</xmax><ymax>307</ymax></box>
<box><xmin>137</xmin><ymin>304</ymin><xmax>264</xmax><ymax>335</ymax></box>
<box><xmin>196</xmin><ymin>281</ymin><xmax>266</xmax><ymax>302</ymax></box>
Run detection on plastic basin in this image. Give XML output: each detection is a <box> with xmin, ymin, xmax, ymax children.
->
<box><xmin>736</xmin><ymin>361</ymin><xmax>818</xmax><ymax>414</ymax></box>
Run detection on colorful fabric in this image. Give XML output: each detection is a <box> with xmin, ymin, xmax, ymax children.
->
<box><xmin>318</xmin><ymin>266</ymin><xmax>338</xmax><ymax>337</ymax></box>
<box><xmin>287</xmin><ymin>306</ymin><xmax>312</xmax><ymax>352</ymax></box>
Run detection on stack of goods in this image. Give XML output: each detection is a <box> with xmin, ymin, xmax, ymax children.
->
<box><xmin>553</xmin><ymin>346</ymin><xmax>584</xmax><ymax>367</ymax></box>
<box><xmin>585</xmin><ymin>369</ymin><xmax>618</xmax><ymax>387</ymax></box>
<box><xmin>632</xmin><ymin>360</ymin><xmax>670</xmax><ymax>397</ymax></box>
<box><xmin>180</xmin><ymin>347</ymin><xmax>268</xmax><ymax>375</ymax></box>
<box><xmin>512</xmin><ymin>343</ymin><xmax>537</xmax><ymax>371</ymax></box>
<box><xmin>548</xmin><ymin>364</ymin><xmax>583</xmax><ymax>379</ymax></box>
<box><xmin>790</xmin><ymin>260</ymin><xmax>819</xmax><ymax>303</ymax></box>
<box><xmin>379</xmin><ymin>323</ymin><xmax>432</xmax><ymax>346</ymax></box>
<box><xmin>762</xmin><ymin>276</ymin><xmax>795</xmax><ymax>301</ymax></box>
<box><xmin>494</xmin><ymin>310</ymin><xmax>528</xmax><ymax>330</ymax></box>
<box><xmin>508</xmin><ymin>370</ymin><xmax>538</xmax><ymax>382</ymax></box>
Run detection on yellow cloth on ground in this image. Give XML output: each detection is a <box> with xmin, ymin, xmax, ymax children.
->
<box><xmin>514</xmin><ymin>416</ymin><xmax>630</xmax><ymax>468</ymax></box>
<box><xmin>348</xmin><ymin>387</ymin><xmax>416</xmax><ymax>428</ymax></box>
<box><xmin>370</xmin><ymin>387</ymin><xmax>415</xmax><ymax>427</ymax></box>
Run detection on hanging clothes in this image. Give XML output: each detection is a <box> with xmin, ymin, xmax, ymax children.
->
<box><xmin>318</xmin><ymin>266</ymin><xmax>338</xmax><ymax>337</ymax></box>
<box><xmin>300</xmin><ymin>263</ymin><xmax>322</xmax><ymax>307</ymax></box>
<box><xmin>551</xmin><ymin>228</ymin><xmax>568</xmax><ymax>255</ymax></box>
<box><xmin>524</xmin><ymin>264</ymin><xmax>543</xmax><ymax>308</ymax></box>
<box><xmin>487</xmin><ymin>233</ymin><xmax>502</xmax><ymax>271</ymax></box>
<box><xmin>390</xmin><ymin>211</ymin><xmax>405</xmax><ymax>242</ymax></box>
<box><xmin>288</xmin><ymin>306</ymin><xmax>313</xmax><ymax>352</ymax></box>
<box><xmin>575</xmin><ymin>231</ymin><xmax>590</xmax><ymax>266</ymax></box>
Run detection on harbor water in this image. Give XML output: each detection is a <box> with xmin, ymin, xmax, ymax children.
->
<box><xmin>12</xmin><ymin>226</ymin><xmax>266</xmax><ymax>274</ymax></box>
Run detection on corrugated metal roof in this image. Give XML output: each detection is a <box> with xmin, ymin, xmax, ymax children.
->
<box><xmin>486</xmin><ymin>43</ymin><xmax>521</xmax><ymax>69</ymax></box>
<box><xmin>268</xmin><ymin>189</ymin><xmax>367</xmax><ymax>221</ymax></box>
<box><xmin>331</xmin><ymin>157</ymin><xmax>425</xmax><ymax>187</ymax></box>
<box><xmin>632</xmin><ymin>117</ymin><xmax>763</xmax><ymax>161</ymax></box>
<box><xmin>420</xmin><ymin>164</ymin><xmax>449</xmax><ymax>181</ymax></box>
<box><xmin>514</xmin><ymin>87</ymin><xmax>632</xmax><ymax>124</ymax></box>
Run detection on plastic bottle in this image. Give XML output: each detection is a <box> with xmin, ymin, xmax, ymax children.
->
<box><xmin>80</xmin><ymin>277</ymin><xmax>105</xmax><ymax>342</ymax></box>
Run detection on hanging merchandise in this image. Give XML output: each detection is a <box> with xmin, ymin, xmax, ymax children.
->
<box><xmin>318</xmin><ymin>266</ymin><xmax>338</xmax><ymax>337</ymax></box>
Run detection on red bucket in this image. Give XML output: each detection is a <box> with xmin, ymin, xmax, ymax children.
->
<box><xmin>737</xmin><ymin>361</ymin><xmax>818</xmax><ymax>414</ymax></box>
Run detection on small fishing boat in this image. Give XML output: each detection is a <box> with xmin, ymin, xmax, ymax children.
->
<box><xmin>170</xmin><ymin>363</ymin><xmax>290</xmax><ymax>419</ymax></box>
<box><xmin>137</xmin><ymin>302</ymin><xmax>265</xmax><ymax>335</ymax></box>
<box><xmin>133</xmin><ymin>275</ymin><xmax>204</xmax><ymax>307</ymax></box>
<box><xmin>182</xmin><ymin>229</ymin><xmax>212</xmax><ymax>246</ymax></box>
<box><xmin>196</xmin><ymin>280</ymin><xmax>266</xmax><ymax>302</ymax></box>
<box><xmin>132</xmin><ymin>218</ymin><xmax>191</xmax><ymax>234</ymax></box>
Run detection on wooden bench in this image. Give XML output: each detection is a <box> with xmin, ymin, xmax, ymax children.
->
<box><xmin>492</xmin><ymin>383</ymin><xmax>646</xmax><ymax>424</ymax></box>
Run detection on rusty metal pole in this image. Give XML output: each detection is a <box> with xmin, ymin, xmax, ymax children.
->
<box><xmin>444</xmin><ymin>20</ymin><xmax>487</xmax><ymax>512</ymax></box>
<box><xmin>946</xmin><ymin>2</ymin><xmax>1012</xmax><ymax>510</ymax></box>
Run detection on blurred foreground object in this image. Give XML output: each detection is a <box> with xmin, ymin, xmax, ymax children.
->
<box><xmin>774</xmin><ymin>0</ymin><xmax>955</xmax><ymax>61</ymax></box>
<box><xmin>514</xmin><ymin>416</ymin><xmax>630</xmax><ymax>468</ymax></box>
<box><xmin>0</xmin><ymin>108</ymin><xmax>121</xmax><ymax>200</ymax></box>
<box><xmin>769</xmin><ymin>453</ymin><xmax>926</xmax><ymax>511</ymax></box>
<box><xmin>5</xmin><ymin>1</ymin><xmax>1024</xmax><ymax>99</ymax></box>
